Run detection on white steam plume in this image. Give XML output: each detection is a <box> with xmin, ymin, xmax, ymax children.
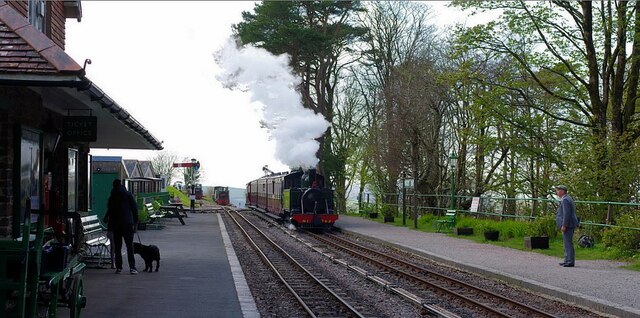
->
<box><xmin>215</xmin><ymin>38</ymin><xmax>329</xmax><ymax>169</ymax></box>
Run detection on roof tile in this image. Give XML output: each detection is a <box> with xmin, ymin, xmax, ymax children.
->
<box><xmin>0</xmin><ymin>4</ymin><xmax>81</xmax><ymax>75</ymax></box>
<box><xmin>14</xmin><ymin>24</ymin><xmax>55</xmax><ymax>52</ymax></box>
<box><xmin>0</xmin><ymin>4</ymin><xmax>28</xmax><ymax>31</ymax></box>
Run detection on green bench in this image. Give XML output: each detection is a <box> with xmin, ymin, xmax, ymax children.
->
<box><xmin>434</xmin><ymin>210</ymin><xmax>456</xmax><ymax>233</ymax></box>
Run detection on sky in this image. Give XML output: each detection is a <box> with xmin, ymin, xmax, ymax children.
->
<box><xmin>65</xmin><ymin>1</ymin><xmax>472</xmax><ymax>188</ymax></box>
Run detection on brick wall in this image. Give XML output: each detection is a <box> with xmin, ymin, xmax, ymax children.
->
<box><xmin>0</xmin><ymin>107</ymin><xmax>15</xmax><ymax>237</ymax></box>
<box><xmin>0</xmin><ymin>87</ymin><xmax>46</xmax><ymax>238</ymax></box>
<box><xmin>7</xmin><ymin>0</ymin><xmax>67</xmax><ymax>49</ymax></box>
<box><xmin>47</xmin><ymin>0</ymin><xmax>66</xmax><ymax>49</ymax></box>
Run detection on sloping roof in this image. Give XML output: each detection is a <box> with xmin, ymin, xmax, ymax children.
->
<box><xmin>92</xmin><ymin>156</ymin><xmax>122</xmax><ymax>163</ymax></box>
<box><xmin>137</xmin><ymin>160</ymin><xmax>155</xmax><ymax>178</ymax></box>
<box><xmin>0</xmin><ymin>1</ymin><xmax>163</xmax><ymax>150</ymax></box>
<box><xmin>0</xmin><ymin>3</ymin><xmax>81</xmax><ymax>75</ymax></box>
<box><xmin>122</xmin><ymin>159</ymin><xmax>140</xmax><ymax>178</ymax></box>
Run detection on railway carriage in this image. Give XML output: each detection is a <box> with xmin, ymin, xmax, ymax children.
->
<box><xmin>246</xmin><ymin>169</ymin><xmax>337</xmax><ymax>230</ymax></box>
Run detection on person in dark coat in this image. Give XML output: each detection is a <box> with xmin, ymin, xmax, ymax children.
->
<box><xmin>555</xmin><ymin>185</ymin><xmax>579</xmax><ymax>267</ymax></box>
<box><xmin>103</xmin><ymin>179</ymin><xmax>139</xmax><ymax>274</ymax></box>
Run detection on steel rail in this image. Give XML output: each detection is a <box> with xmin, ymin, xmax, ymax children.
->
<box><xmin>224</xmin><ymin>208</ymin><xmax>365</xmax><ymax>318</ymax></box>
<box><xmin>313</xmin><ymin>232</ymin><xmax>557</xmax><ymax>318</ymax></box>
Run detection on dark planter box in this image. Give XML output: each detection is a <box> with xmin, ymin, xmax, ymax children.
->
<box><xmin>369</xmin><ymin>213</ymin><xmax>378</xmax><ymax>219</ymax></box>
<box><xmin>454</xmin><ymin>227</ymin><xmax>474</xmax><ymax>235</ymax></box>
<box><xmin>137</xmin><ymin>222</ymin><xmax>147</xmax><ymax>231</ymax></box>
<box><xmin>484</xmin><ymin>230</ymin><xmax>500</xmax><ymax>241</ymax></box>
<box><xmin>383</xmin><ymin>216</ymin><xmax>394</xmax><ymax>223</ymax></box>
<box><xmin>524</xmin><ymin>236</ymin><xmax>549</xmax><ymax>249</ymax></box>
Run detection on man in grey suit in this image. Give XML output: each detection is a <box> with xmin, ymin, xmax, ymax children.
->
<box><xmin>555</xmin><ymin>185</ymin><xmax>579</xmax><ymax>267</ymax></box>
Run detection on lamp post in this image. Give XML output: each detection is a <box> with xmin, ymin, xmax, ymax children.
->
<box><xmin>449</xmin><ymin>152</ymin><xmax>457</xmax><ymax>210</ymax></box>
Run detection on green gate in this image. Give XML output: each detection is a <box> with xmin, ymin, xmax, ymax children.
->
<box><xmin>91</xmin><ymin>173</ymin><xmax>117</xmax><ymax>220</ymax></box>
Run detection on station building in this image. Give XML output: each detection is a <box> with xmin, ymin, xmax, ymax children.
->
<box><xmin>0</xmin><ymin>0</ymin><xmax>162</xmax><ymax>239</ymax></box>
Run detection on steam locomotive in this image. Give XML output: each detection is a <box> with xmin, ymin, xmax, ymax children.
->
<box><xmin>213</xmin><ymin>186</ymin><xmax>230</xmax><ymax>205</ymax></box>
<box><xmin>246</xmin><ymin>169</ymin><xmax>337</xmax><ymax>230</ymax></box>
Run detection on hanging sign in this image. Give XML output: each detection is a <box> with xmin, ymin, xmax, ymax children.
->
<box><xmin>62</xmin><ymin>116</ymin><xmax>97</xmax><ymax>142</ymax></box>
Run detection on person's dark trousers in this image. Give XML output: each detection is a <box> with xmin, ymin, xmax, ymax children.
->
<box><xmin>113</xmin><ymin>229</ymin><xmax>136</xmax><ymax>270</ymax></box>
<box><xmin>562</xmin><ymin>227</ymin><xmax>576</xmax><ymax>265</ymax></box>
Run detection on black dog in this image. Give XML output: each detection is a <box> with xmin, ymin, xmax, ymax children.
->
<box><xmin>133</xmin><ymin>242</ymin><xmax>160</xmax><ymax>272</ymax></box>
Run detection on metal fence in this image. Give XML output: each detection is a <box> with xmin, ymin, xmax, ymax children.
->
<box><xmin>359</xmin><ymin>192</ymin><xmax>640</xmax><ymax>231</ymax></box>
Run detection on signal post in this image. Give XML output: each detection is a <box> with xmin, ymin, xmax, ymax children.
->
<box><xmin>172</xmin><ymin>159</ymin><xmax>200</xmax><ymax>211</ymax></box>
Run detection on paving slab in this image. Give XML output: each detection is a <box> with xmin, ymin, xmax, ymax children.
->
<box><xmin>72</xmin><ymin>213</ymin><xmax>252</xmax><ymax>318</ymax></box>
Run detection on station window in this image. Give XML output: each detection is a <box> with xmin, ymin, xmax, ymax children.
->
<box><xmin>68</xmin><ymin>149</ymin><xmax>78</xmax><ymax>212</ymax></box>
<box><xmin>28</xmin><ymin>0</ymin><xmax>45</xmax><ymax>32</ymax></box>
<box><xmin>18</xmin><ymin>128</ymin><xmax>41</xmax><ymax>234</ymax></box>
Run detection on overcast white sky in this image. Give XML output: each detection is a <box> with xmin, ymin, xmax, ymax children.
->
<box><xmin>65</xmin><ymin>1</ymin><xmax>471</xmax><ymax>188</ymax></box>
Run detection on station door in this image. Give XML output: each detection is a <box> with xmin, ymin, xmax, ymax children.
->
<box><xmin>91</xmin><ymin>173</ymin><xmax>118</xmax><ymax>220</ymax></box>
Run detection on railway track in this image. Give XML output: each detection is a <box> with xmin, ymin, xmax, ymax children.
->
<box><xmin>310</xmin><ymin>232</ymin><xmax>558</xmax><ymax>318</ymax></box>
<box><xmin>223</xmin><ymin>207</ymin><xmax>367</xmax><ymax>318</ymax></box>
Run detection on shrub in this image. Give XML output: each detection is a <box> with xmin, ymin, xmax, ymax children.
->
<box><xmin>381</xmin><ymin>204</ymin><xmax>396</xmax><ymax>217</ymax></box>
<box><xmin>499</xmin><ymin>220</ymin><xmax>529</xmax><ymax>239</ymax></box>
<box><xmin>526</xmin><ymin>215</ymin><xmax>558</xmax><ymax>238</ymax></box>
<box><xmin>419</xmin><ymin>213</ymin><xmax>438</xmax><ymax>225</ymax></box>
<box><xmin>138</xmin><ymin>208</ymin><xmax>150</xmax><ymax>223</ymax></box>
<box><xmin>361</xmin><ymin>203</ymin><xmax>376</xmax><ymax>214</ymax></box>
<box><xmin>601</xmin><ymin>213</ymin><xmax>640</xmax><ymax>255</ymax></box>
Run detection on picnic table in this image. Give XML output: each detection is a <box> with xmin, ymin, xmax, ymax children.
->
<box><xmin>159</xmin><ymin>204</ymin><xmax>187</xmax><ymax>225</ymax></box>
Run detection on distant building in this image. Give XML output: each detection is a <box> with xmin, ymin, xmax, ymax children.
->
<box><xmin>91</xmin><ymin>156</ymin><xmax>162</xmax><ymax>220</ymax></box>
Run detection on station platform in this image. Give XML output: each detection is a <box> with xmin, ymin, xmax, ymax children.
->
<box><xmin>334</xmin><ymin>216</ymin><xmax>640</xmax><ymax>318</ymax></box>
<box><xmin>72</xmin><ymin>212</ymin><xmax>258</xmax><ymax>318</ymax></box>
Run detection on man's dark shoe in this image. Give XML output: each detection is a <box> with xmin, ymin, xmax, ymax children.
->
<box><xmin>562</xmin><ymin>263</ymin><xmax>575</xmax><ymax>267</ymax></box>
<box><xmin>559</xmin><ymin>262</ymin><xmax>566</xmax><ymax>266</ymax></box>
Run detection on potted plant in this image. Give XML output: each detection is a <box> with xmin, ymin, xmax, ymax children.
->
<box><xmin>381</xmin><ymin>204</ymin><xmax>395</xmax><ymax>223</ymax></box>
<box><xmin>138</xmin><ymin>208</ymin><xmax>150</xmax><ymax>230</ymax></box>
<box><xmin>364</xmin><ymin>204</ymin><xmax>378</xmax><ymax>219</ymax></box>
<box><xmin>483</xmin><ymin>226</ymin><xmax>500</xmax><ymax>241</ymax></box>
<box><xmin>454</xmin><ymin>227</ymin><xmax>474</xmax><ymax>235</ymax></box>
<box><xmin>524</xmin><ymin>215</ymin><xmax>557</xmax><ymax>249</ymax></box>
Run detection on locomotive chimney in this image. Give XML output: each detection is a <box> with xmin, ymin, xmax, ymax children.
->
<box><xmin>301</xmin><ymin>168</ymin><xmax>317</xmax><ymax>188</ymax></box>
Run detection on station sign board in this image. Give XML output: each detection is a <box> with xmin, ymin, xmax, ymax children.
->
<box><xmin>62</xmin><ymin>116</ymin><xmax>97</xmax><ymax>142</ymax></box>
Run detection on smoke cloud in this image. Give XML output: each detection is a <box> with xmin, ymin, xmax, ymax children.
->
<box><xmin>215</xmin><ymin>38</ymin><xmax>329</xmax><ymax>169</ymax></box>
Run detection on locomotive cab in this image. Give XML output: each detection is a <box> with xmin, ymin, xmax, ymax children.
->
<box><xmin>247</xmin><ymin>168</ymin><xmax>337</xmax><ymax>230</ymax></box>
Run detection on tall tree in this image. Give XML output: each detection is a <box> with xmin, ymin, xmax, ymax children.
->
<box><xmin>150</xmin><ymin>151</ymin><xmax>179</xmax><ymax>186</ymax></box>
<box><xmin>234</xmin><ymin>1</ymin><xmax>366</xmax><ymax>175</ymax></box>
<box><xmin>452</xmin><ymin>0</ymin><xmax>640</xmax><ymax>202</ymax></box>
<box><xmin>357</xmin><ymin>1</ymin><xmax>439</xmax><ymax>203</ymax></box>
<box><xmin>326</xmin><ymin>74</ymin><xmax>369</xmax><ymax>213</ymax></box>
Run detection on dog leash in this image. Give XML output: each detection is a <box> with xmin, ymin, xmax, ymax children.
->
<box><xmin>136</xmin><ymin>230</ymin><xmax>142</xmax><ymax>244</ymax></box>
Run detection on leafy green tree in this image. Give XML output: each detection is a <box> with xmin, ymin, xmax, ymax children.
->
<box><xmin>452</xmin><ymin>1</ymin><xmax>640</xmax><ymax>205</ymax></box>
<box><xmin>234</xmin><ymin>1</ymin><xmax>366</xmax><ymax>174</ymax></box>
<box><xmin>356</xmin><ymin>1</ymin><xmax>439</xmax><ymax>205</ymax></box>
